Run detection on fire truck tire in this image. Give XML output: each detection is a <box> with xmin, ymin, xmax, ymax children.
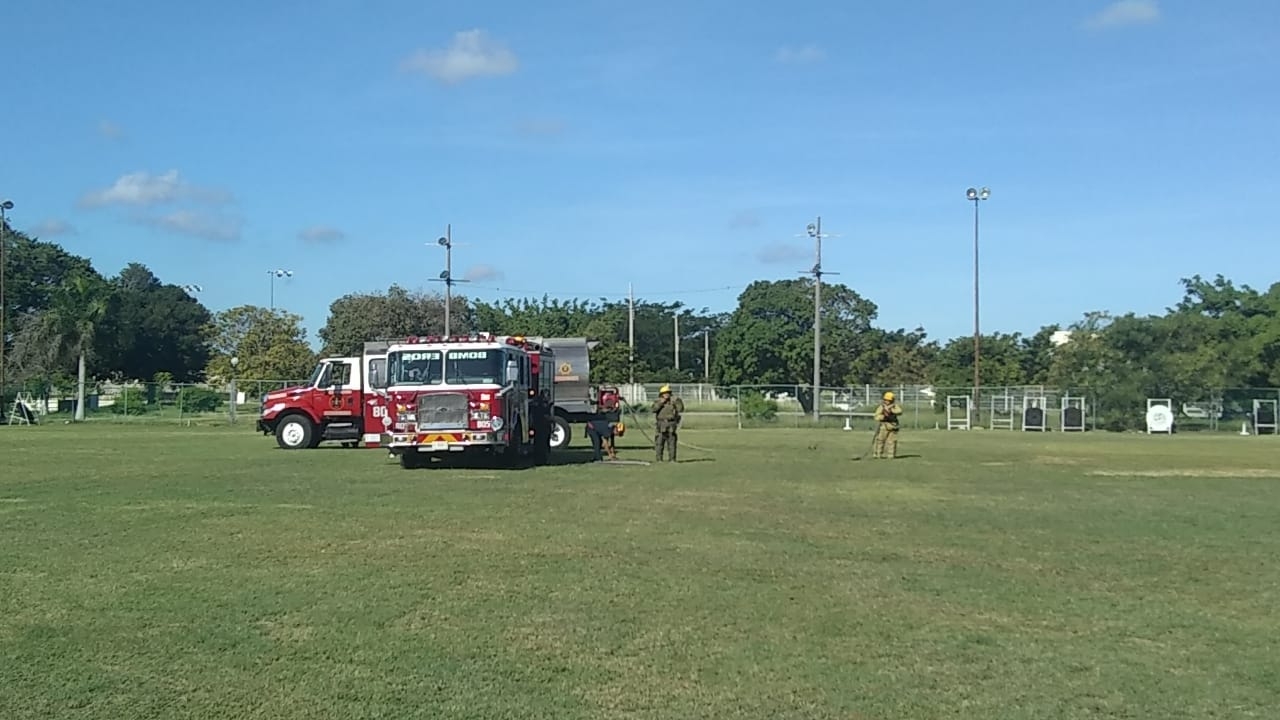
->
<box><xmin>400</xmin><ymin>451</ymin><xmax>426</xmax><ymax>469</ymax></box>
<box><xmin>275</xmin><ymin>415</ymin><xmax>314</xmax><ymax>450</ymax></box>
<box><xmin>549</xmin><ymin>416</ymin><xmax>571</xmax><ymax>449</ymax></box>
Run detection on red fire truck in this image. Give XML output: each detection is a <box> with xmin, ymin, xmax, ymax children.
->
<box><xmin>256</xmin><ymin>341</ymin><xmax>392</xmax><ymax>449</ymax></box>
<box><xmin>382</xmin><ymin>333</ymin><xmax>555</xmax><ymax>469</ymax></box>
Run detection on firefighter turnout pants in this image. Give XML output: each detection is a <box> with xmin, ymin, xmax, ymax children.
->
<box><xmin>655</xmin><ymin>422</ymin><xmax>678</xmax><ymax>462</ymax></box>
<box><xmin>874</xmin><ymin>422</ymin><xmax>899</xmax><ymax>459</ymax></box>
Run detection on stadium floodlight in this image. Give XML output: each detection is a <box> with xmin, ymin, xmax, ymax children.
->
<box><xmin>966</xmin><ymin>185</ymin><xmax>991</xmax><ymax>422</ymax></box>
<box><xmin>267</xmin><ymin>269</ymin><xmax>293</xmax><ymax>309</ymax></box>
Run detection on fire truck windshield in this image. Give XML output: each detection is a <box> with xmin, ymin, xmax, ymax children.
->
<box><xmin>386</xmin><ymin>347</ymin><xmax>507</xmax><ymax>386</ymax></box>
<box><xmin>306</xmin><ymin>362</ymin><xmax>326</xmax><ymax>387</ymax></box>
<box><xmin>387</xmin><ymin>350</ymin><xmax>443</xmax><ymax>386</ymax></box>
<box><xmin>442</xmin><ymin>348</ymin><xmax>504</xmax><ymax>385</ymax></box>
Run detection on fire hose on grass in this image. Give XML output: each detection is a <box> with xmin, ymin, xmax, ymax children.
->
<box><xmin>617</xmin><ymin>398</ymin><xmax>716</xmax><ymax>455</ymax></box>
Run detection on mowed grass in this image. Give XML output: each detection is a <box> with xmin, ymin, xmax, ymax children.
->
<box><xmin>2</xmin><ymin>424</ymin><xmax>1278</xmax><ymax>719</ymax></box>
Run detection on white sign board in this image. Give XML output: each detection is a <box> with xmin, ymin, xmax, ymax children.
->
<box><xmin>1145</xmin><ymin>403</ymin><xmax>1173</xmax><ymax>434</ymax></box>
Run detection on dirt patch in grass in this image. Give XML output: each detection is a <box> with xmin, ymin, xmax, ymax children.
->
<box><xmin>1087</xmin><ymin>468</ymin><xmax>1280</xmax><ymax>479</ymax></box>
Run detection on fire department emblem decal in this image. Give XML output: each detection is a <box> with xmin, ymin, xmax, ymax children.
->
<box><xmin>559</xmin><ymin>362</ymin><xmax>572</xmax><ymax>374</ymax></box>
<box><xmin>330</xmin><ymin>393</ymin><xmax>342</xmax><ymax>409</ymax></box>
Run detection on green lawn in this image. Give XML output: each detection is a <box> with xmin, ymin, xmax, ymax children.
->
<box><xmin>2</xmin><ymin>424</ymin><xmax>1278</xmax><ymax>719</ymax></box>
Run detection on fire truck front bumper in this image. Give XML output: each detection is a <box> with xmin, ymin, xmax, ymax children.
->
<box><xmin>383</xmin><ymin>430</ymin><xmax>502</xmax><ymax>454</ymax></box>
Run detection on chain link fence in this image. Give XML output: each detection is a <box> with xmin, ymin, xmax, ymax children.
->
<box><xmin>5</xmin><ymin>379</ymin><xmax>1279</xmax><ymax>434</ymax></box>
<box><xmin>2</xmin><ymin>379</ymin><xmax>305</xmax><ymax>424</ymax></box>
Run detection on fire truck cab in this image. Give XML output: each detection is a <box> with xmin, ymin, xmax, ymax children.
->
<box><xmin>382</xmin><ymin>333</ymin><xmax>555</xmax><ymax>469</ymax></box>
<box><xmin>256</xmin><ymin>341</ymin><xmax>391</xmax><ymax>449</ymax></box>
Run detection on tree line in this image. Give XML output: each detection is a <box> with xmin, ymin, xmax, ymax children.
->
<box><xmin>4</xmin><ymin>223</ymin><xmax>1278</xmax><ymax>429</ymax></box>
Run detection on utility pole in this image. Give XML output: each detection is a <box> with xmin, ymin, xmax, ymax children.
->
<box><xmin>801</xmin><ymin>217</ymin><xmax>839</xmax><ymax>423</ymax></box>
<box><xmin>627</xmin><ymin>283</ymin><xmax>635</xmax><ymax>385</ymax></box>
<box><xmin>0</xmin><ymin>199</ymin><xmax>12</xmax><ymax>416</ymax></box>
<box><xmin>703</xmin><ymin>329</ymin><xmax>710</xmax><ymax>380</ymax></box>
<box><xmin>432</xmin><ymin>224</ymin><xmax>469</xmax><ymax>336</ymax></box>
<box><xmin>673</xmin><ymin>315</ymin><xmax>680</xmax><ymax>370</ymax></box>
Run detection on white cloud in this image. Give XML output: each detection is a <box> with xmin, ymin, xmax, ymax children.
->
<box><xmin>464</xmin><ymin>264</ymin><xmax>503</xmax><ymax>282</ymax></box>
<box><xmin>79</xmin><ymin>170</ymin><xmax>231</xmax><ymax>208</ymax></box>
<box><xmin>31</xmin><ymin>219</ymin><xmax>77</xmax><ymax>237</ymax></box>
<box><xmin>297</xmin><ymin>225</ymin><xmax>346</xmax><ymax>244</ymax></box>
<box><xmin>1086</xmin><ymin>0</ymin><xmax>1160</xmax><ymax>29</ymax></box>
<box><xmin>401</xmin><ymin>29</ymin><xmax>518</xmax><ymax>84</ymax></box>
<box><xmin>775</xmin><ymin>44</ymin><xmax>824</xmax><ymax>64</ymax></box>
<box><xmin>755</xmin><ymin>244</ymin><xmax>810</xmax><ymax>264</ymax></box>
<box><xmin>138</xmin><ymin>210</ymin><xmax>242</xmax><ymax>243</ymax></box>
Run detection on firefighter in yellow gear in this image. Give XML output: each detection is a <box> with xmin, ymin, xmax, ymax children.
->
<box><xmin>873</xmin><ymin>391</ymin><xmax>904</xmax><ymax>459</ymax></box>
<box><xmin>652</xmin><ymin>384</ymin><xmax>684</xmax><ymax>462</ymax></box>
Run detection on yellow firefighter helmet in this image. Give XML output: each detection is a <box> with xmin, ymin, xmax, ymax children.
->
<box><xmin>883</xmin><ymin>391</ymin><xmax>895</xmax><ymax>401</ymax></box>
<box><xmin>659</xmin><ymin>385</ymin><xmax>671</xmax><ymax>394</ymax></box>
<box><xmin>614</xmin><ymin>421</ymin><xmax>626</xmax><ymax>437</ymax></box>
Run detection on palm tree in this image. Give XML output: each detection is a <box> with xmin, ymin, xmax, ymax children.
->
<box><xmin>42</xmin><ymin>273</ymin><xmax>110</xmax><ymax>421</ymax></box>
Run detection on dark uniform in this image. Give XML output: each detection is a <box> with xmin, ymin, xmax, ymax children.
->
<box><xmin>653</xmin><ymin>385</ymin><xmax>684</xmax><ymax>462</ymax></box>
<box><xmin>586</xmin><ymin>407</ymin><xmax>621</xmax><ymax>461</ymax></box>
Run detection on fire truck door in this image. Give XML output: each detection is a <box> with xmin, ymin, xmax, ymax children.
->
<box><xmin>323</xmin><ymin>360</ymin><xmax>358</xmax><ymax>416</ymax></box>
<box><xmin>363</xmin><ymin>355</ymin><xmax>389</xmax><ymax>433</ymax></box>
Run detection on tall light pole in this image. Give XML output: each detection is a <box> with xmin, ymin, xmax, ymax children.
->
<box><xmin>430</xmin><ymin>224</ymin><xmax>469</xmax><ymax>336</ymax></box>
<box><xmin>1</xmin><ymin>199</ymin><xmax>13</xmax><ymax>415</ymax></box>
<box><xmin>229</xmin><ymin>355</ymin><xmax>239</xmax><ymax>424</ymax></box>
<box><xmin>267</xmin><ymin>269</ymin><xmax>292</xmax><ymax>310</ymax></box>
<box><xmin>966</xmin><ymin>186</ymin><xmax>990</xmax><ymax>416</ymax></box>
<box><xmin>801</xmin><ymin>217</ymin><xmax>839</xmax><ymax>423</ymax></box>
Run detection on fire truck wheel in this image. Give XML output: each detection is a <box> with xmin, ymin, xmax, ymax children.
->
<box><xmin>549</xmin><ymin>416</ymin><xmax>571</xmax><ymax>449</ymax></box>
<box><xmin>275</xmin><ymin>415</ymin><xmax>314</xmax><ymax>450</ymax></box>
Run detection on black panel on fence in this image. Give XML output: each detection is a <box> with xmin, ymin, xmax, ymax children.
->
<box><xmin>1257</xmin><ymin>404</ymin><xmax>1276</xmax><ymax>434</ymax></box>
<box><xmin>1024</xmin><ymin>407</ymin><xmax>1044</xmax><ymax>428</ymax></box>
<box><xmin>1063</xmin><ymin>406</ymin><xmax>1084</xmax><ymax>431</ymax></box>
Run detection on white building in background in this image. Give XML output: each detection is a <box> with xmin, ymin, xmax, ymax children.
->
<box><xmin>1050</xmin><ymin>330</ymin><xmax>1073</xmax><ymax>347</ymax></box>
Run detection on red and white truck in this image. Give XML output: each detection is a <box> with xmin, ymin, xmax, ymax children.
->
<box><xmin>256</xmin><ymin>341</ymin><xmax>392</xmax><ymax>449</ymax></box>
<box><xmin>382</xmin><ymin>333</ymin><xmax>556</xmax><ymax>469</ymax></box>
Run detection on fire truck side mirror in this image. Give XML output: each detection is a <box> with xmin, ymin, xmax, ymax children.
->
<box><xmin>505</xmin><ymin>359</ymin><xmax>520</xmax><ymax>385</ymax></box>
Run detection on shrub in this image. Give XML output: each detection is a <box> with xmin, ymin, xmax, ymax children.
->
<box><xmin>178</xmin><ymin>387</ymin><xmax>224</xmax><ymax>413</ymax></box>
<box><xmin>109</xmin><ymin>387</ymin><xmax>151</xmax><ymax>415</ymax></box>
<box><xmin>738</xmin><ymin>391</ymin><xmax>779</xmax><ymax>422</ymax></box>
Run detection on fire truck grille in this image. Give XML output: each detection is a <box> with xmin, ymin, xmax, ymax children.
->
<box><xmin>418</xmin><ymin>393</ymin><xmax>469</xmax><ymax>430</ymax></box>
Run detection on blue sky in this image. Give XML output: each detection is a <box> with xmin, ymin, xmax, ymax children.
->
<box><xmin>4</xmin><ymin>0</ymin><xmax>1278</xmax><ymax>348</ymax></box>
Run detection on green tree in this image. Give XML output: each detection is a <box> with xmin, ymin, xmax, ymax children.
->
<box><xmin>206</xmin><ymin>306</ymin><xmax>318</xmax><ymax>385</ymax></box>
<box><xmin>318</xmin><ymin>285</ymin><xmax>473</xmax><ymax>356</ymax></box>
<box><xmin>712</xmin><ymin>279</ymin><xmax>879</xmax><ymax>411</ymax></box>
<box><xmin>868</xmin><ymin>327</ymin><xmax>939</xmax><ymax>385</ymax></box>
<box><xmin>30</xmin><ymin>273</ymin><xmax>112</xmax><ymax>420</ymax></box>
<box><xmin>95</xmin><ymin>263</ymin><xmax>213</xmax><ymax>382</ymax></box>
<box><xmin>931</xmin><ymin>332</ymin><xmax>1033</xmax><ymax>389</ymax></box>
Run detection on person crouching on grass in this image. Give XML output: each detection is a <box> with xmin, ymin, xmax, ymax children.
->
<box><xmin>586</xmin><ymin>396</ymin><xmax>624</xmax><ymax>462</ymax></box>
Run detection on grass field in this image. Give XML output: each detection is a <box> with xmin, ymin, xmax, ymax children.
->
<box><xmin>2</xmin><ymin>424</ymin><xmax>1278</xmax><ymax>719</ymax></box>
